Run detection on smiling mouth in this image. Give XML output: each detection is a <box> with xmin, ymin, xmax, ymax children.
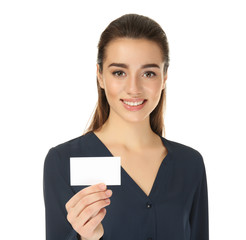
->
<box><xmin>120</xmin><ymin>99</ymin><xmax>147</xmax><ymax>106</ymax></box>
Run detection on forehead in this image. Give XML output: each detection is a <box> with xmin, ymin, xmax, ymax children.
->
<box><xmin>104</xmin><ymin>38</ymin><xmax>163</xmax><ymax>65</ymax></box>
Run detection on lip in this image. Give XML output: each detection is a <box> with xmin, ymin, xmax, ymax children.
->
<box><xmin>121</xmin><ymin>99</ymin><xmax>147</xmax><ymax>111</ymax></box>
<box><xmin>120</xmin><ymin>98</ymin><xmax>146</xmax><ymax>102</ymax></box>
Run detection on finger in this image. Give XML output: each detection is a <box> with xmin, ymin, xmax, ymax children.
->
<box><xmin>85</xmin><ymin>208</ymin><xmax>107</xmax><ymax>235</ymax></box>
<box><xmin>77</xmin><ymin>208</ymin><xmax>106</xmax><ymax>239</ymax></box>
<box><xmin>66</xmin><ymin>182</ymin><xmax>107</xmax><ymax>211</ymax></box>
<box><xmin>88</xmin><ymin>208</ymin><xmax>107</xmax><ymax>229</ymax></box>
<box><xmin>70</xmin><ymin>189</ymin><xmax>111</xmax><ymax>219</ymax></box>
<box><xmin>77</xmin><ymin>198</ymin><xmax>110</xmax><ymax>227</ymax></box>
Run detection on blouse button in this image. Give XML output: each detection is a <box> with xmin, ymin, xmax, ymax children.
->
<box><xmin>146</xmin><ymin>203</ymin><xmax>152</xmax><ymax>208</ymax></box>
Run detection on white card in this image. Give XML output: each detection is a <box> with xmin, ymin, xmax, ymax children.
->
<box><xmin>70</xmin><ymin>156</ymin><xmax>121</xmax><ymax>186</ymax></box>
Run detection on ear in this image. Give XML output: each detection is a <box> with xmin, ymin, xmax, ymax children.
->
<box><xmin>96</xmin><ymin>64</ymin><xmax>104</xmax><ymax>89</ymax></box>
<box><xmin>162</xmin><ymin>71</ymin><xmax>168</xmax><ymax>90</ymax></box>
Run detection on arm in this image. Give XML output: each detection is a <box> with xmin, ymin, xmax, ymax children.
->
<box><xmin>189</xmin><ymin>162</ymin><xmax>209</xmax><ymax>240</ymax></box>
<box><xmin>43</xmin><ymin>147</ymin><xmax>79</xmax><ymax>240</ymax></box>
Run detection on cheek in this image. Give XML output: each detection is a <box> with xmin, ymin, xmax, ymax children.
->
<box><xmin>145</xmin><ymin>81</ymin><xmax>163</xmax><ymax>99</ymax></box>
<box><xmin>104</xmin><ymin>80</ymin><xmax>123</xmax><ymax>99</ymax></box>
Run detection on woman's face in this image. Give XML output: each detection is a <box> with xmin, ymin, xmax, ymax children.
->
<box><xmin>97</xmin><ymin>38</ymin><xmax>167</xmax><ymax>123</ymax></box>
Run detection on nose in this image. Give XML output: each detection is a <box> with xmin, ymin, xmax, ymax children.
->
<box><xmin>125</xmin><ymin>74</ymin><xmax>142</xmax><ymax>96</ymax></box>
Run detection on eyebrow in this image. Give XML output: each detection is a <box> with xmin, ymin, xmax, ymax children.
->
<box><xmin>108</xmin><ymin>63</ymin><xmax>160</xmax><ymax>69</ymax></box>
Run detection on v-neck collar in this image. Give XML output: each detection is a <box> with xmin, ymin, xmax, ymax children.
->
<box><xmin>87</xmin><ymin>131</ymin><xmax>173</xmax><ymax>200</ymax></box>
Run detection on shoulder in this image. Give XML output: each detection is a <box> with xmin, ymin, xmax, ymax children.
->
<box><xmin>162</xmin><ymin>136</ymin><xmax>205</xmax><ymax>172</ymax></box>
<box><xmin>55</xmin><ymin>131</ymin><xmax>92</xmax><ymax>150</ymax></box>
<box><xmin>44</xmin><ymin>131</ymin><xmax>95</xmax><ymax>166</ymax></box>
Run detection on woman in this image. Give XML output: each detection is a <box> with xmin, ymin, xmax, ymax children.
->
<box><xmin>43</xmin><ymin>13</ymin><xmax>209</xmax><ymax>240</ymax></box>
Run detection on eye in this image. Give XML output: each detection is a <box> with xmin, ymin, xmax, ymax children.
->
<box><xmin>144</xmin><ymin>71</ymin><xmax>156</xmax><ymax>78</ymax></box>
<box><xmin>112</xmin><ymin>71</ymin><xmax>126</xmax><ymax>77</ymax></box>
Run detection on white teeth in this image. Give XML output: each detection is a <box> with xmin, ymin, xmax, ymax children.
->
<box><xmin>123</xmin><ymin>100</ymin><xmax>144</xmax><ymax>106</ymax></box>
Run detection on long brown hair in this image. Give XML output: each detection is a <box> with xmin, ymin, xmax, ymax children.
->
<box><xmin>83</xmin><ymin>13</ymin><xmax>170</xmax><ymax>137</ymax></box>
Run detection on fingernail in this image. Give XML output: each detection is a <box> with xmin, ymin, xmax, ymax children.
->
<box><xmin>105</xmin><ymin>199</ymin><xmax>110</xmax><ymax>204</ymax></box>
<box><xmin>106</xmin><ymin>189</ymin><xmax>112</xmax><ymax>196</ymax></box>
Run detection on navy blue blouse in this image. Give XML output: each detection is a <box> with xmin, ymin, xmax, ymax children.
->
<box><xmin>43</xmin><ymin>131</ymin><xmax>209</xmax><ymax>240</ymax></box>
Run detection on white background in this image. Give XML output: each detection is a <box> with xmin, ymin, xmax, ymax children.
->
<box><xmin>1</xmin><ymin>0</ymin><xmax>245</xmax><ymax>239</ymax></box>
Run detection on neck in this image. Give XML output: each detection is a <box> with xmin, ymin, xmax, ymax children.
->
<box><xmin>95</xmin><ymin>110</ymin><xmax>159</xmax><ymax>151</ymax></box>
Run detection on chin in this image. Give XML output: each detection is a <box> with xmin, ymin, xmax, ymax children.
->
<box><xmin>123</xmin><ymin>115</ymin><xmax>149</xmax><ymax>124</ymax></box>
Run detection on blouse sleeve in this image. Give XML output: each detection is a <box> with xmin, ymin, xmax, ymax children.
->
<box><xmin>189</xmin><ymin>161</ymin><xmax>209</xmax><ymax>240</ymax></box>
<box><xmin>43</xmin><ymin>147</ymin><xmax>80</xmax><ymax>240</ymax></box>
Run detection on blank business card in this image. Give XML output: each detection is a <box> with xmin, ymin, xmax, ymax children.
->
<box><xmin>70</xmin><ymin>156</ymin><xmax>121</xmax><ymax>186</ymax></box>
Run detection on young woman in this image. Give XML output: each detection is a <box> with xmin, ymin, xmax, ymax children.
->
<box><xmin>43</xmin><ymin>14</ymin><xmax>209</xmax><ymax>240</ymax></box>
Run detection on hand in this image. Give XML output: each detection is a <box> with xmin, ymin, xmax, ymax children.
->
<box><xmin>65</xmin><ymin>183</ymin><xmax>112</xmax><ymax>240</ymax></box>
